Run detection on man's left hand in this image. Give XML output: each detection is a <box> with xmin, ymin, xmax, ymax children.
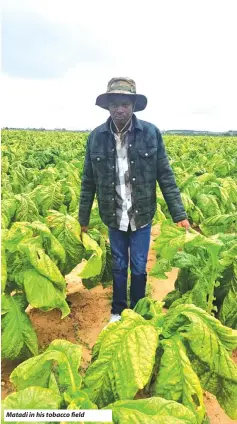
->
<box><xmin>177</xmin><ymin>219</ymin><xmax>190</xmax><ymax>230</ymax></box>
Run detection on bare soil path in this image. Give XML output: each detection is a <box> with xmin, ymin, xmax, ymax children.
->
<box><xmin>1</xmin><ymin>225</ymin><xmax>236</xmax><ymax>423</ymax></box>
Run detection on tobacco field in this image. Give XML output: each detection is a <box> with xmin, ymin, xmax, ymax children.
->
<box><xmin>1</xmin><ymin>129</ymin><xmax>237</xmax><ymax>423</ymax></box>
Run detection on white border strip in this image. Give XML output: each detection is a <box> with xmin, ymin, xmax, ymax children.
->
<box><xmin>4</xmin><ymin>410</ymin><xmax>112</xmax><ymax>422</ymax></box>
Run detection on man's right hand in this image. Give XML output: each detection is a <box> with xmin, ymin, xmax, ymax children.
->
<box><xmin>81</xmin><ymin>226</ymin><xmax>88</xmax><ymax>233</ymax></box>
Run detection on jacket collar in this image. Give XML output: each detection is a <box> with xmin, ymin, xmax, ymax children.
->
<box><xmin>99</xmin><ymin>114</ymin><xmax>143</xmax><ymax>133</ymax></box>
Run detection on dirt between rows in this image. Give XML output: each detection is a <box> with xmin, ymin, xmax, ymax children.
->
<box><xmin>1</xmin><ymin>224</ymin><xmax>237</xmax><ymax>423</ymax></box>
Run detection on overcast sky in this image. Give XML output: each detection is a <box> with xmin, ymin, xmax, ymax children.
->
<box><xmin>2</xmin><ymin>0</ymin><xmax>237</xmax><ymax>131</ymax></box>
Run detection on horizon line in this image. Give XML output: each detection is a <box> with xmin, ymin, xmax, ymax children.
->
<box><xmin>2</xmin><ymin>127</ymin><xmax>237</xmax><ymax>133</ymax></box>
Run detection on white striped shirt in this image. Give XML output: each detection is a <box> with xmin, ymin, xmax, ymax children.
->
<box><xmin>110</xmin><ymin>120</ymin><xmax>149</xmax><ymax>232</ymax></box>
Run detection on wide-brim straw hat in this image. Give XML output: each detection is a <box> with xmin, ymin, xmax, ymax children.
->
<box><xmin>96</xmin><ymin>77</ymin><xmax>147</xmax><ymax>112</ymax></box>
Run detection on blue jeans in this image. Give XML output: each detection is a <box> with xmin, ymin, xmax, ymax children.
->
<box><xmin>108</xmin><ymin>223</ymin><xmax>151</xmax><ymax>314</ymax></box>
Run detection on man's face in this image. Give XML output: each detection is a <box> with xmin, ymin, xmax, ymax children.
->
<box><xmin>108</xmin><ymin>95</ymin><xmax>134</xmax><ymax>127</ymax></box>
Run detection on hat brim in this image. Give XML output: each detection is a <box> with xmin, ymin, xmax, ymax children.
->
<box><xmin>95</xmin><ymin>91</ymin><xmax>147</xmax><ymax>112</ymax></box>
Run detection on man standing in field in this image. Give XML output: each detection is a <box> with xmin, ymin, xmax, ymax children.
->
<box><xmin>79</xmin><ymin>77</ymin><xmax>189</xmax><ymax>324</ymax></box>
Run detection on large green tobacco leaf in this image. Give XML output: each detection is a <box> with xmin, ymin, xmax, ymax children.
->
<box><xmin>163</xmin><ymin>304</ymin><xmax>237</xmax><ymax>353</ymax></box>
<box><xmin>163</xmin><ymin>289</ymin><xmax>182</xmax><ymax>308</ymax></box>
<box><xmin>180</xmin><ymin>193</ymin><xmax>204</xmax><ymax>225</ymax></box>
<box><xmin>10</xmin><ymin>339</ymin><xmax>82</xmax><ymax>396</ymax></box>
<box><xmin>91</xmin><ymin>321</ymin><xmax>121</xmax><ymax>363</ymax></box>
<box><xmin>1</xmin><ymin>174</ymin><xmax>13</xmax><ymax>198</ymax></box>
<box><xmin>7</xmin><ymin>221</ymin><xmax>66</xmax><ymax>272</ymax></box>
<box><xmin>219</xmin><ymin>286</ymin><xmax>237</xmax><ymax>329</ymax></box>
<box><xmin>83</xmin><ymin>309</ymin><xmax>160</xmax><ymax>408</ymax></box>
<box><xmin>153</xmin><ymin>221</ymin><xmax>221</xmax><ymax>262</ymax></box>
<box><xmin>17</xmin><ymin>269</ymin><xmax>69</xmax><ymax>318</ymax></box>
<box><xmin>25</xmin><ymin>221</ymin><xmax>66</xmax><ymax>268</ymax></box>
<box><xmin>162</xmin><ymin>254</ymin><xmax>205</xmax><ymax>310</ymax></box>
<box><xmin>46</xmin><ymin>210</ymin><xmax>84</xmax><ymax>274</ymax></box>
<box><xmin>172</xmin><ymin>251</ymin><xmax>201</xmax><ymax>270</ymax></box>
<box><xmin>180</xmin><ymin>192</ymin><xmax>195</xmax><ymax>213</ymax></box>
<box><xmin>1</xmin><ymin>154</ymin><xmax>9</xmax><ymax>173</ymax></box>
<box><xmin>183</xmin><ymin>231</ymin><xmax>223</xmax><ymax>258</ymax></box>
<box><xmin>1</xmin><ymin>294</ymin><xmax>38</xmax><ymax>360</ymax></box>
<box><xmin>60</xmin><ymin>180</ymin><xmax>79</xmax><ymax>214</ymax></box>
<box><xmin>221</xmin><ymin>177</ymin><xmax>237</xmax><ymax>204</ymax></box>
<box><xmin>190</xmin><ymin>206</ymin><xmax>204</xmax><ymax>225</ymax></box>
<box><xmin>196</xmin><ymin>172</ymin><xmax>218</xmax><ymax>185</ymax></box>
<box><xmin>168</xmin><ymin>246</ymin><xmax>236</xmax><ymax>315</ymax></box>
<box><xmin>189</xmin><ymin>349</ymin><xmax>237</xmax><ymax>420</ymax></box>
<box><xmin>10</xmin><ymin>163</ymin><xmax>29</xmax><ymax>189</ymax></box>
<box><xmin>101</xmin><ymin>240</ymin><xmax>113</xmax><ymax>287</ymax></box>
<box><xmin>82</xmin><ymin>234</ymin><xmax>107</xmax><ymax>288</ymax></box>
<box><xmin>79</xmin><ymin>232</ymin><xmax>102</xmax><ymax>279</ymax></box>
<box><xmin>89</xmin><ymin>202</ymin><xmax>109</xmax><ymax>236</ymax></box>
<box><xmin>104</xmin><ymin>397</ymin><xmax>197</xmax><ymax>424</ymax></box>
<box><xmin>5</xmin><ymin>222</ymin><xmax>33</xmax><ymax>252</ymax></box>
<box><xmin>2</xmin><ymin>387</ymin><xmax>61</xmax><ymax>424</ymax></box>
<box><xmin>183</xmin><ymin>180</ymin><xmax>202</xmax><ymax>199</ymax></box>
<box><xmin>48</xmin><ymin>372</ymin><xmax>61</xmax><ymax>396</ymax></box>
<box><xmin>18</xmin><ymin>243</ymin><xmax>65</xmax><ymax>289</ymax></box>
<box><xmin>1</xmin><ymin>242</ymin><xmax>7</xmax><ymax>292</ymax></box>
<box><xmin>215</xmin><ymin>249</ymin><xmax>237</xmax><ymax>322</ymax></box>
<box><xmin>134</xmin><ymin>297</ymin><xmax>164</xmax><ymax>326</ymax></box>
<box><xmin>1</xmin><ymin>212</ymin><xmax>10</xmax><ymax>229</ymax></box>
<box><xmin>219</xmin><ymin>243</ymin><xmax>237</xmax><ymax>268</ymax></box>
<box><xmin>201</xmin><ymin>183</ymin><xmax>231</xmax><ymax>208</ymax></box>
<box><xmin>151</xmin><ymin>337</ymin><xmax>205</xmax><ymax>423</ymax></box>
<box><xmin>196</xmin><ymin>193</ymin><xmax>221</xmax><ymax>217</ymax></box>
<box><xmin>32</xmin><ymin>183</ymin><xmax>65</xmax><ymax>216</ymax></box>
<box><xmin>36</xmin><ymin>167</ymin><xmax>59</xmax><ymax>185</ymax></box>
<box><xmin>163</xmin><ymin>304</ymin><xmax>237</xmax><ymax>419</ymax></box>
<box><xmin>56</xmin><ymin>160</ymin><xmax>80</xmax><ymax>187</ymax></box>
<box><xmin>200</xmin><ymin>213</ymin><xmax>237</xmax><ymax>235</ymax></box>
<box><xmin>153</xmin><ymin>202</ymin><xmax>167</xmax><ymax>225</ymax></box>
<box><xmin>212</xmin><ymin>158</ymin><xmax>231</xmax><ymax>177</ymax></box>
<box><xmin>1</xmin><ymin>197</ymin><xmax>17</xmax><ymax>228</ymax></box>
<box><xmin>47</xmin><ymin>340</ymin><xmax>82</xmax><ymax>395</ymax></box>
<box><xmin>168</xmin><ymin>280</ymin><xmax>210</xmax><ymax>312</ymax></box>
<box><xmin>215</xmin><ymin>267</ymin><xmax>236</xmax><ymax>308</ymax></box>
<box><xmin>219</xmin><ymin>274</ymin><xmax>237</xmax><ymax>329</ymax></box>
<box><xmin>149</xmin><ymin>258</ymin><xmax>172</xmax><ymax>279</ymax></box>
<box><xmin>153</xmin><ymin>223</ymin><xmax>223</xmax><ymax>314</ymax></box>
<box><xmin>65</xmin><ymin>389</ymin><xmax>98</xmax><ymax>410</ymax></box>
<box><xmin>153</xmin><ymin>222</ymin><xmax>187</xmax><ymax>260</ymax></box>
<box><xmin>167</xmin><ymin>250</ymin><xmax>219</xmax><ymax>312</ymax></box>
<box><xmin>14</xmin><ymin>193</ymin><xmax>39</xmax><ymax>222</ymax></box>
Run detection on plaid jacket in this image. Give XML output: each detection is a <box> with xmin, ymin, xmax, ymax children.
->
<box><xmin>79</xmin><ymin>114</ymin><xmax>187</xmax><ymax>228</ymax></box>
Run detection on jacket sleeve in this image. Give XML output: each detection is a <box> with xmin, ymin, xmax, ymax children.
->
<box><xmin>156</xmin><ymin>129</ymin><xmax>188</xmax><ymax>223</ymax></box>
<box><xmin>78</xmin><ymin>134</ymin><xmax>96</xmax><ymax>226</ymax></box>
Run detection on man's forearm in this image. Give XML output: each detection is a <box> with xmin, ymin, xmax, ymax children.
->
<box><xmin>156</xmin><ymin>130</ymin><xmax>187</xmax><ymax>222</ymax></box>
<box><xmin>78</xmin><ymin>136</ymin><xmax>96</xmax><ymax>226</ymax></box>
<box><xmin>78</xmin><ymin>181</ymin><xmax>96</xmax><ymax>226</ymax></box>
<box><xmin>157</xmin><ymin>156</ymin><xmax>187</xmax><ymax>222</ymax></box>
